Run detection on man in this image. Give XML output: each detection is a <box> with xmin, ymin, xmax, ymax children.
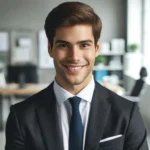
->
<box><xmin>5</xmin><ymin>2</ymin><xmax>148</xmax><ymax>150</ymax></box>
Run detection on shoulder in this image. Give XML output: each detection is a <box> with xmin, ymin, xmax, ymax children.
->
<box><xmin>95</xmin><ymin>81</ymin><xmax>137</xmax><ymax>115</ymax></box>
<box><xmin>11</xmin><ymin>82</ymin><xmax>54</xmax><ymax>115</ymax></box>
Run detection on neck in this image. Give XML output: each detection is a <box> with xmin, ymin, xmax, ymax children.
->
<box><xmin>55</xmin><ymin>75</ymin><xmax>93</xmax><ymax>95</ymax></box>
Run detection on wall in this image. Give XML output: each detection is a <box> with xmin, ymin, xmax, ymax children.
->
<box><xmin>127</xmin><ymin>0</ymin><xmax>142</xmax><ymax>48</ymax></box>
<box><xmin>0</xmin><ymin>0</ymin><xmax>126</xmax><ymax>83</ymax></box>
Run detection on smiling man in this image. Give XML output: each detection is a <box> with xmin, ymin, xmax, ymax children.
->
<box><xmin>50</xmin><ymin>24</ymin><xmax>99</xmax><ymax>95</ymax></box>
<box><xmin>5</xmin><ymin>2</ymin><xmax>148</xmax><ymax>150</ymax></box>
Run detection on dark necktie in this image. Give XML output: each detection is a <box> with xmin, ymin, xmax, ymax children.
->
<box><xmin>68</xmin><ymin>96</ymin><xmax>83</xmax><ymax>150</ymax></box>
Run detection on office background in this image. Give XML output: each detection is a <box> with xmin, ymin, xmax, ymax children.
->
<box><xmin>0</xmin><ymin>0</ymin><xmax>126</xmax><ymax>83</ymax></box>
<box><xmin>0</xmin><ymin>0</ymin><xmax>150</xmax><ymax>149</ymax></box>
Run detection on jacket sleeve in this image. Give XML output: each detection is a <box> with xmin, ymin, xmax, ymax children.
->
<box><xmin>5</xmin><ymin>105</ymin><xmax>26</xmax><ymax>150</ymax></box>
<box><xmin>124</xmin><ymin>103</ymin><xmax>149</xmax><ymax>150</ymax></box>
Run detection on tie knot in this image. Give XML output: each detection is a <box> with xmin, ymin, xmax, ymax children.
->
<box><xmin>69</xmin><ymin>96</ymin><xmax>81</xmax><ymax>109</ymax></box>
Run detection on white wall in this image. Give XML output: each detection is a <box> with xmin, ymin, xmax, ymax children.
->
<box><xmin>127</xmin><ymin>0</ymin><xmax>142</xmax><ymax>48</ymax></box>
<box><xmin>0</xmin><ymin>0</ymin><xmax>126</xmax><ymax>41</ymax></box>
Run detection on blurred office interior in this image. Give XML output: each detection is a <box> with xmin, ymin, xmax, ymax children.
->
<box><xmin>0</xmin><ymin>0</ymin><xmax>150</xmax><ymax>149</ymax></box>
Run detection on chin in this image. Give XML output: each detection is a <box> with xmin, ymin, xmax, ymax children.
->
<box><xmin>65</xmin><ymin>77</ymin><xmax>84</xmax><ymax>85</ymax></box>
<box><xmin>67</xmin><ymin>80</ymin><xmax>83</xmax><ymax>85</ymax></box>
<box><xmin>67</xmin><ymin>75</ymin><xmax>91</xmax><ymax>86</ymax></box>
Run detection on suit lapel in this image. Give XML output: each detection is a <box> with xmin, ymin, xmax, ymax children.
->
<box><xmin>36</xmin><ymin>83</ymin><xmax>64</xmax><ymax>150</ymax></box>
<box><xmin>84</xmin><ymin>82</ymin><xmax>111</xmax><ymax>150</ymax></box>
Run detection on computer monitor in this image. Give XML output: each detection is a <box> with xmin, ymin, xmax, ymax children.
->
<box><xmin>7</xmin><ymin>65</ymin><xmax>38</xmax><ymax>83</ymax></box>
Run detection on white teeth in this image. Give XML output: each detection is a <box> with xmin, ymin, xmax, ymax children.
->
<box><xmin>68</xmin><ymin>66</ymin><xmax>82</xmax><ymax>70</ymax></box>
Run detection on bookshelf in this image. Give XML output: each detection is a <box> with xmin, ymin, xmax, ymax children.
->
<box><xmin>94</xmin><ymin>51</ymin><xmax>125</xmax><ymax>85</ymax></box>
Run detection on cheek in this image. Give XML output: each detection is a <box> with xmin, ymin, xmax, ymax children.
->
<box><xmin>84</xmin><ymin>51</ymin><xmax>97</xmax><ymax>62</ymax></box>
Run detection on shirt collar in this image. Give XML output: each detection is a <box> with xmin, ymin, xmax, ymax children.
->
<box><xmin>54</xmin><ymin>77</ymin><xmax>95</xmax><ymax>105</ymax></box>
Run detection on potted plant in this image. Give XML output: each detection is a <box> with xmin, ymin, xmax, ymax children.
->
<box><xmin>95</xmin><ymin>55</ymin><xmax>107</xmax><ymax>66</ymax></box>
<box><xmin>128</xmin><ymin>43</ymin><xmax>138</xmax><ymax>52</ymax></box>
<box><xmin>94</xmin><ymin>55</ymin><xmax>108</xmax><ymax>83</ymax></box>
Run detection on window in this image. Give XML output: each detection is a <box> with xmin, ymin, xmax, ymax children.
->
<box><xmin>143</xmin><ymin>0</ymin><xmax>150</xmax><ymax>82</ymax></box>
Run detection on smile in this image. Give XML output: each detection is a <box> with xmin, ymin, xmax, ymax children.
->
<box><xmin>63</xmin><ymin>64</ymin><xmax>85</xmax><ymax>73</ymax></box>
<box><xmin>67</xmin><ymin>66</ymin><xmax>82</xmax><ymax>70</ymax></box>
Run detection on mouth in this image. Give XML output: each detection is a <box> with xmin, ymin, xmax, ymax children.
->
<box><xmin>62</xmin><ymin>64</ymin><xmax>86</xmax><ymax>73</ymax></box>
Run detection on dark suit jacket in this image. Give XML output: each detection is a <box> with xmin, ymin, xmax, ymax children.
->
<box><xmin>5</xmin><ymin>81</ymin><xmax>148</xmax><ymax>150</ymax></box>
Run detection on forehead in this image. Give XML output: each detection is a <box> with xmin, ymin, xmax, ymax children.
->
<box><xmin>54</xmin><ymin>24</ymin><xmax>94</xmax><ymax>42</ymax></box>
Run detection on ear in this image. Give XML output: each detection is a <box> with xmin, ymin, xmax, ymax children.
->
<box><xmin>48</xmin><ymin>41</ymin><xmax>53</xmax><ymax>58</ymax></box>
<box><xmin>95</xmin><ymin>39</ymin><xmax>100</xmax><ymax>57</ymax></box>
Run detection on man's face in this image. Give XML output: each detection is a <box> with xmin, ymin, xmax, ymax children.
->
<box><xmin>48</xmin><ymin>24</ymin><xmax>100</xmax><ymax>90</ymax></box>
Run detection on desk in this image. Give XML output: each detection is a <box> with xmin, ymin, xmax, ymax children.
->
<box><xmin>0</xmin><ymin>82</ymin><xmax>125</xmax><ymax>131</ymax></box>
<box><xmin>0</xmin><ymin>83</ymin><xmax>49</xmax><ymax>95</ymax></box>
<box><xmin>101</xmin><ymin>82</ymin><xmax>125</xmax><ymax>95</ymax></box>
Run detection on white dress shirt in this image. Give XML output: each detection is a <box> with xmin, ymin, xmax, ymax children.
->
<box><xmin>53</xmin><ymin>77</ymin><xmax>95</xmax><ymax>150</ymax></box>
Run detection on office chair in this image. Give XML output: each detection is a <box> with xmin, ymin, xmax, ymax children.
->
<box><xmin>130</xmin><ymin>67</ymin><xmax>148</xmax><ymax>96</ymax></box>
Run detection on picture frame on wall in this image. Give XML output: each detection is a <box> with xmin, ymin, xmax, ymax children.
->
<box><xmin>0</xmin><ymin>30</ymin><xmax>9</xmax><ymax>69</ymax></box>
<box><xmin>0</xmin><ymin>31</ymin><xmax>9</xmax><ymax>52</ymax></box>
<box><xmin>38</xmin><ymin>30</ymin><xmax>54</xmax><ymax>68</ymax></box>
<box><xmin>10</xmin><ymin>30</ymin><xmax>36</xmax><ymax>65</ymax></box>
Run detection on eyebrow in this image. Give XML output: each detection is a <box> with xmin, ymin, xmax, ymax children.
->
<box><xmin>78</xmin><ymin>40</ymin><xmax>93</xmax><ymax>44</ymax></box>
<box><xmin>55</xmin><ymin>40</ymin><xmax>70</xmax><ymax>44</ymax></box>
<box><xmin>55</xmin><ymin>40</ymin><xmax>93</xmax><ymax>45</ymax></box>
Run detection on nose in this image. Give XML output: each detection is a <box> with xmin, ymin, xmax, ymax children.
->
<box><xmin>67</xmin><ymin>46</ymin><xmax>80</xmax><ymax>61</ymax></box>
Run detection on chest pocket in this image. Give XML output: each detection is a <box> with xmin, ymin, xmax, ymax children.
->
<box><xmin>98</xmin><ymin>136</ymin><xmax>124</xmax><ymax>150</ymax></box>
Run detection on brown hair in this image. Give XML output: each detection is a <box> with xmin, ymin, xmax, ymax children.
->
<box><xmin>44</xmin><ymin>2</ymin><xmax>102</xmax><ymax>47</ymax></box>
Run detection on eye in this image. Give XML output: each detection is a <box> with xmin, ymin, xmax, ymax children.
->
<box><xmin>81</xmin><ymin>43</ymin><xmax>90</xmax><ymax>48</ymax></box>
